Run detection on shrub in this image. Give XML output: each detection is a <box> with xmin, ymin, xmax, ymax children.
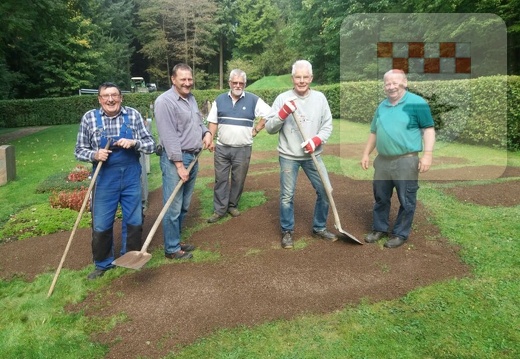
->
<box><xmin>36</xmin><ymin>166</ymin><xmax>91</xmax><ymax>194</ymax></box>
<box><xmin>67</xmin><ymin>164</ymin><xmax>90</xmax><ymax>182</ymax></box>
<box><xmin>49</xmin><ymin>187</ymin><xmax>89</xmax><ymax>212</ymax></box>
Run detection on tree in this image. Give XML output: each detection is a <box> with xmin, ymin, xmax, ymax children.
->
<box><xmin>234</xmin><ymin>0</ymin><xmax>278</xmax><ymax>57</ymax></box>
<box><xmin>136</xmin><ymin>0</ymin><xmax>218</xmax><ymax>89</ymax></box>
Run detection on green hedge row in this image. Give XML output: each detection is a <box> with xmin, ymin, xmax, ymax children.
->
<box><xmin>340</xmin><ymin>76</ymin><xmax>519</xmax><ymax>150</ymax></box>
<box><xmin>0</xmin><ymin>77</ymin><xmax>518</xmax><ymax>150</ymax></box>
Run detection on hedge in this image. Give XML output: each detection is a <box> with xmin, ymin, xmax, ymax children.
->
<box><xmin>0</xmin><ymin>76</ymin><xmax>518</xmax><ymax>150</ymax></box>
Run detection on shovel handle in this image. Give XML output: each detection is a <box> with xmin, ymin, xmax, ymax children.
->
<box><xmin>139</xmin><ymin>150</ymin><xmax>203</xmax><ymax>253</ymax></box>
<box><xmin>291</xmin><ymin>110</ymin><xmax>361</xmax><ymax>244</ymax></box>
<box><xmin>291</xmin><ymin>111</ymin><xmax>341</xmax><ymax>221</ymax></box>
<box><xmin>47</xmin><ymin>140</ymin><xmax>111</xmax><ymax>298</ymax></box>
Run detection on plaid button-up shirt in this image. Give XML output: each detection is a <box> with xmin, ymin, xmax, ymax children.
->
<box><xmin>75</xmin><ymin>106</ymin><xmax>155</xmax><ymax>162</ymax></box>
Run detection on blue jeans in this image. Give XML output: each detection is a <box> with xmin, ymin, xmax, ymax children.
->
<box><xmin>372</xmin><ymin>155</ymin><xmax>419</xmax><ymax>239</ymax></box>
<box><xmin>279</xmin><ymin>155</ymin><xmax>330</xmax><ymax>232</ymax></box>
<box><xmin>160</xmin><ymin>152</ymin><xmax>199</xmax><ymax>254</ymax></box>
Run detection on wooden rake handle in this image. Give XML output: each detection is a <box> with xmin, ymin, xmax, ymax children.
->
<box><xmin>139</xmin><ymin>150</ymin><xmax>203</xmax><ymax>254</ymax></box>
<box><xmin>47</xmin><ymin>141</ymin><xmax>111</xmax><ymax>298</ymax></box>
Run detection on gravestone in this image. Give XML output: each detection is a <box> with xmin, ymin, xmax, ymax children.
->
<box><xmin>0</xmin><ymin>145</ymin><xmax>16</xmax><ymax>185</ymax></box>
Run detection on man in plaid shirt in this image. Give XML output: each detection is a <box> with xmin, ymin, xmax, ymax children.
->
<box><xmin>75</xmin><ymin>82</ymin><xmax>156</xmax><ymax>279</ymax></box>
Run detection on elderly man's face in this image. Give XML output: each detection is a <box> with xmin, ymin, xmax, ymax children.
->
<box><xmin>98</xmin><ymin>87</ymin><xmax>122</xmax><ymax>117</ymax></box>
<box><xmin>292</xmin><ymin>67</ymin><xmax>313</xmax><ymax>97</ymax></box>
<box><xmin>229</xmin><ymin>75</ymin><xmax>245</xmax><ymax>99</ymax></box>
<box><xmin>383</xmin><ymin>72</ymin><xmax>407</xmax><ymax>104</ymax></box>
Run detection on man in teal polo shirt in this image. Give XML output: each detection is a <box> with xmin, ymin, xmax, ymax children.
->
<box><xmin>360</xmin><ymin>69</ymin><xmax>436</xmax><ymax>248</ymax></box>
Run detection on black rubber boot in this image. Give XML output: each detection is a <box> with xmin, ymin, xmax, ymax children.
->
<box><xmin>126</xmin><ymin>224</ymin><xmax>143</xmax><ymax>252</ymax></box>
<box><xmin>92</xmin><ymin>229</ymin><xmax>113</xmax><ymax>262</ymax></box>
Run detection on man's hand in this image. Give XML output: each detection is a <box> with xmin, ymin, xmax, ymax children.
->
<box><xmin>203</xmin><ymin>131</ymin><xmax>215</xmax><ymax>152</ymax></box>
<box><xmin>278</xmin><ymin>100</ymin><xmax>297</xmax><ymax>120</ymax></box>
<box><xmin>419</xmin><ymin>152</ymin><xmax>433</xmax><ymax>172</ymax></box>
<box><xmin>360</xmin><ymin>154</ymin><xmax>370</xmax><ymax>170</ymax></box>
<box><xmin>114</xmin><ymin>138</ymin><xmax>136</xmax><ymax>149</ymax></box>
<box><xmin>94</xmin><ymin>148</ymin><xmax>112</xmax><ymax>162</ymax></box>
<box><xmin>176</xmin><ymin>162</ymin><xmax>189</xmax><ymax>182</ymax></box>
<box><xmin>301</xmin><ymin>136</ymin><xmax>322</xmax><ymax>154</ymax></box>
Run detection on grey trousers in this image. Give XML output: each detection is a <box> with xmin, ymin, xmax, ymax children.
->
<box><xmin>213</xmin><ymin>144</ymin><xmax>252</xmax><ymax>215</ymax></box>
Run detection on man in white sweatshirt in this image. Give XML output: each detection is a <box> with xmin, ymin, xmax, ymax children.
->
<box><xmin>265</xmin><ymin>60</ymin><xmax>337</xmax><ymax>249</ymax></box>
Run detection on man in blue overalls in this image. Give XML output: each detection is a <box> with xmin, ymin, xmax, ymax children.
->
<box><xmin>75</xmin><ymin>82</ymin><xmax>156</xmax><ymax>279</ymax></box>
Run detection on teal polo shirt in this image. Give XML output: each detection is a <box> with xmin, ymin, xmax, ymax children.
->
<box><xmin>370</xmin><ymin>91</ymin><xmax>434</xmax><ymax>156</ymax></box>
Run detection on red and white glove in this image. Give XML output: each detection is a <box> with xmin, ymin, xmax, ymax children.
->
<box><xmin>301</xmin><ymin>136</ymin><xmax>322</xmax><ymax>154</ymax></box>
<box><xmin>278</xmin><ymin>100</ymin><xmax>297</xmax><ymax>120</ymax></box>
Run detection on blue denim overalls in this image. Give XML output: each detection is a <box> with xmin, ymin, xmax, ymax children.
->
<box><xmin>90</xmin><ymin>110</ymin><xmax>143</xmax><ymax>270</ymax></box>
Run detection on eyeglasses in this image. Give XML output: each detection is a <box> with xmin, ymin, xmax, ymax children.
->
<box><xmin>99</xmin><ymin>94</ymin><xmax>121</xmax><ymax>100</ymax></box>
<box><xmin>230</xmin><ymin>81</ymin><xmax>245</xmax><ymax>87</ymax></box>
<box><xmin>293</xmin><ymin>76</ymin><xmax>311</xmax><ymax>82</ymax></box>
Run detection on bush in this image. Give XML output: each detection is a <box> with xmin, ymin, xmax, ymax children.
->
<box><xmin>340</xmin><ymin>76</ymin><xmax>519</xmax><ymax>149</ymax></box>
<box><xmin>0</xmin><ymin>76</ymin><xmax>519</xmax><ymax>149</ymax></box>
<box><xmin>36</xmin><ymin>172</ymin><xmax>90</xmax><ymax>194</ymax></box>
<box><xmin>67</xmin><ymin>164</ymin><xmax>90</xmax><ymax>182</ymax></box>
<box><xmin>49</xmin><ymin>187</ymin><xmax>89</xmax><ymax>212</ymax></box>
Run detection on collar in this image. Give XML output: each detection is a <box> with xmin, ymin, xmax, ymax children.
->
<box><xmin>100</xmin><ymin>106</ymin><xmax>126</xmax><ymax>119</ymax></box>
<box><xmin>172</xmin><ymin>87</ymin><xmax>192</xmax><ymax>101</ymax></box>
<box><xmin>228</xmin><ymin>91</ymin><xmax>246</xmax><ymax>101</ymax></box>
<box><xmin>292</xmin><ymin>88</ymin><xmax>312</xmax><ymax>99</ymax></box>
<box><xmin>383</xmin><ymin>91</ymin><xmax>409</xmax><ymax>107</ymax></box>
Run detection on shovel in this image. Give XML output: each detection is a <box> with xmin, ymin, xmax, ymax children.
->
<box><xmin>292</xmin><ymin>110</ymin><xmax>362</xmax><ymax>244</ymax></box>
<box><xmin>112</xmin><ymin>150</ymin><xmax>203</xmax><ymax>270</ymax></box>
<box><xmin>47</xmin><ymin>141</ymin><xmax>111</xmax><ymax>298</ymax></box>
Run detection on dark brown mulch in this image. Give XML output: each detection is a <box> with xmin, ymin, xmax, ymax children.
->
<box><xmin>1</xmin><ymin>143</ymin><xmax>519</xmax><ymax>359</ymax></box>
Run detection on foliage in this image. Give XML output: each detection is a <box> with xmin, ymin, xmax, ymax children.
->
<box><xmin>67</xmin><ymin>165</ymin><xmax>91</xmax><ymax>182</ymax></box>
<box><xmin>1</xmin><ymin>120</ymin><xmax>520</xmax><ymax>358</ymax></box>
<box><xmin>49</xmin><ymin>188</ymin><xmax>89</xmax><ymax>212</ymax></box>
<box><xmin>340</xmin><ymin>76</ymin><xmax>520</xmax><ymax>149</ymax></box>
<box><xmin>233</xmin><ymin>0</ymin><xmax>278</xmax><ymax>57</ymax></box>
<box><xmin>0</xmin><ymin>203</ymin><xmax>91</xmax><ymax>242</ymax></box>
<box><xmin>0</xmin><ymin>0</ymin><xmax>137</xmax><ymax>99</ymax></box>
<box><xmin>1</xmin><ymin>75</ymin><xmax>519</xmax><ymax>149</ymax></box>
<box><xmin>2</xmin><ymin>0</ymin><xmax>520</xmax><ymax>99</ymax></box>
<box><xmin>246</xmin><ymin>74</ymin><xmax>293</xmax><ymax>90</ymax></box>
<box><xmin>36</xmin><ymin>172</ymin><xmax>90</xmax><ymax>194</ymax></box>
<box><xmin>135</xmin><ymin>0</ymin><xmax>219</xmax><ymax>90</ymax></box>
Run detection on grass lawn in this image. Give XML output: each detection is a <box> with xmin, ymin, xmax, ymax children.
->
<box><xmin>1</xmin><ymin>121</ymin><xmax>519</xmax><ymax>358</ymax></box>
<box><xmin>247</xmin><ymin>74</ymin><xmax>293</xmax><ymax>90</ymax></box>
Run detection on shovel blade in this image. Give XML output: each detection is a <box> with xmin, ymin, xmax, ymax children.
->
<box><xmin>112</xmin><ymin>251</ymin><xmax>152</xmax><ymax>270</ymax></box>
<box><xmin>335</xmin><ymin>225</ymin><xmax>363</xmax><ymax>245</ymax></box>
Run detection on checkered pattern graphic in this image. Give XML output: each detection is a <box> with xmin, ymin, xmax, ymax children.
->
<box><xmin>377</xmin><ymin>42</ymin><xmax>471</xmax><ymax>74</ymax></box>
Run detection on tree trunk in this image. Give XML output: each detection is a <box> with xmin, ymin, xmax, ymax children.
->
<box><xmin>219</xmin><ymin>34</ymin><xmax>224</xmax><ymax>90</ymax></box>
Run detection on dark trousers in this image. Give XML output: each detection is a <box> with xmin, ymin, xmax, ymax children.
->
<box><xmin>372</xmin><ymin>154</ymin><xmax>419</xmax><ymax>239</ymax></box>
<box><xmin>212</xmin><ymin>144</ymin><xmax>252</xmax><ymax>215</ymax></box>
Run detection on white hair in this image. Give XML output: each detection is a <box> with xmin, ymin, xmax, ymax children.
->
<box><xmin>229</xmin><ymin>69</ymin><xmax>247</xmax><ymax>83</ymax></box>
<box><xmin>292</xmin><ymin>60</ymin><xmax>313</xmax><ymax>76</ymax></box>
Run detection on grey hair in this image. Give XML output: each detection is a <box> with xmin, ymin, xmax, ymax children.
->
<box><xmin>384</xmin><ymin>69</ymin><xmax>407</xmax><ymax>80</ymax></box>
<box><xmin>292</xmin><ymin>60</ymin><xmax>313</xmax><ymax>76</ymax></box>
<box><xmin>229</xmin><ymin>69</ymin><xmax>247</xmax><ymax>83</ymax></box>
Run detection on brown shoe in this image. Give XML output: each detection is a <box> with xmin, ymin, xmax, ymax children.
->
<box><xmin>384</xmin><ymin>236</ymin><xmax>406</xmax><ymax>248</ymax></box>
<box><xmin>365</xmin><ymin>231</ymin><xmax>387</xmax><ymax>243</ymax></box>
<box><xmin>228</xmin><ymin>207</ymin><xmax>241</xmax><ymax>217</ymax></box>
<box><xmin>312</xmin><ymin>229</ymin><xmax>338</xmax><ymax>241</ymax></box>
<box><xmin>180</xmin><ymin>243</ymin><xmax>195</xmax><ymax>252</ymax></box>
<box><xmin>87</xmin><ymin>268</ymin><xmax>107</xmax><ymax>280</ymax></box>
<box><xmin>207</xmin><ymin>212</ymin><xmax>225</xmax><ymax>223</ymax></box>
<box><xmin>165</xmin><ymin>250</ymin><xmax>193</xmax><ymax>260</ymax></box>
<box><xmin>281</xmin><ymin>231</ymin><xmax>294</xmax><ymax>249</ymax></box>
